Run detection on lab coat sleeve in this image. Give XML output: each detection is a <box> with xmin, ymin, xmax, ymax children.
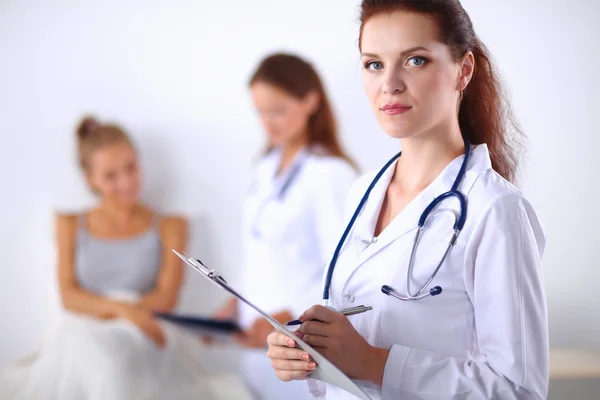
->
<box><xmin>381</xmin><ymin>192</ymin><xmax>549</xmax><ymax>400</ymax></box>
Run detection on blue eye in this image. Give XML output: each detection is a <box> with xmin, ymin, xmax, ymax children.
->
<box><xmin>407</xmin><ymin>56</ymin><xmax>428</xmax><ymax>67</ymax></box>
<box><xmin>365</xmin><ymin>61</ymin><xmax>383</xmax><ymax>71</ymax></box>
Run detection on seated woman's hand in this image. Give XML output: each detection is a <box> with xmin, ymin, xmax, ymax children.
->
<box><xmin>201</xmin><ymin>298</ymin><xmax>238</xmax><ymax>345</ymax></box>
<box><xmin>266</xmin><ymin>331</ymin><xmax>317</xmax><ymax>381</ymax></box>
<box><xmin>118</xmin><ymin>305</ymin><xmax>166</xmax><ymax>348</ymax></box>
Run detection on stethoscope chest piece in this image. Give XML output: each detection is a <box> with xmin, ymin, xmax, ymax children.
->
<box><xmin>323</xmin><ymin>140</ymin><xmax>472</xmax><ymax>305</ymax></box>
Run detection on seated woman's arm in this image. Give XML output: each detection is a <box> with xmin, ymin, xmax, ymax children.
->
<box><xmin>57</xmin><ymin>213</ymin><xmax>128</xmax><ymax>318</ymax></box>
<box><xmin>138</xmin><ymin>216</ymin><xmax>187</xmax><ymax>312</ymax></box>
<box><xmin>56</xmin><ymin>213</ymin><xmax>165</xmax><ymax>346</ymax></box>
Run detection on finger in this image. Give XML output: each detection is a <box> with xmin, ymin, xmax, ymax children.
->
<box><xmin>146</xmin><ymin>322</ymin><xmax>166</xmax><ymax>347</ymax></box>
<box><xmin>300</xmin><ymin>320</ymin><xmax>331</xmax><ymax>336</ymax></box>
<box><xmin>266</xmin><ymin>345</ymin><xmax>306</xmax><ymax>361</ymax></box>
<box><xmin>271</xmin><ymin>358</ymin><xmax>317</xmax><ymax>372</ymax></box>
<box><xmin>299</xmin><ymin>305</ymin><xmax>339</xmax><ymax>324</ymax></box>
<box><xmin>232</xmin><ymin>331</ymin><xmax>247</xmax><ymax>343</ymax></box>
<box><xmin>276</xmin><ymin>369</ymin><xmax>313</xmax><ymax>382</ymax></box>
<box><xmin>302</xmin><ymin>333</ymin><xmax>328</xmax><ymax>348</ymax></box>
<box><xmin>267</xmin><ymin>332</ymin><xmax>296</xmax><ymax>347</ymax></box>
<box><xmin>232</xmin><ymin>334</ymin><xmax>246</xmax><ymax>346</ymax></box>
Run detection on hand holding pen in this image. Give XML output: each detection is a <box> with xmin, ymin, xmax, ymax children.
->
<box><xmin>268</xmin><ymin>304</ymin><xmax>387</xmax><ymax>383</ymax></box>
<box><xmin>286</xmin><ymin>305</ymin><xmax>373</xmax><ymax>326</ymax></box>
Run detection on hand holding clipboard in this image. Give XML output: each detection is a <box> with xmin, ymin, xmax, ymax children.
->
<box><xmin>172</xmin><ymin>249</ymin><xmax>373</xmax><ymax>400</ymax></box>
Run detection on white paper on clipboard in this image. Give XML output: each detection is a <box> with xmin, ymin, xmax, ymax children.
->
<box><xmin>172</xmin><ymin>249</ymin><xmax>372</xmax><ymax>400</ymax></box>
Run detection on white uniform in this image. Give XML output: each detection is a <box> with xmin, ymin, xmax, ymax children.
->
<box><xmin>238</xmin><ymin>146</ymin><xmax>358</xmax><ymax>400</ymax></box>
<box><xmin>324</xmin><ymin>144</ymin><xmax>548</xmax><ymax>400</ymax></box>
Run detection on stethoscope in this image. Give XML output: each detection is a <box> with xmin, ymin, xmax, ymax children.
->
<box><xmin>322</xmin><ymin>140</ymin><xmax>472</xmax><ymax>305</ymax></box>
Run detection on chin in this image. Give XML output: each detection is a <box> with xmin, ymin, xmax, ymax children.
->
<box><xmin>379</xmin><ymin>120</ymin><xmax>420</xmax><ymax>140</ymax></box>
<box><xmin>270</xmin><ymin>137</ymin><xmax>292</xmax><ymax>148</ymax></box>
<box><xmin>117</xmin><ymin>196</ymin><xmax>139</xmax><ymax>207</ymax></box>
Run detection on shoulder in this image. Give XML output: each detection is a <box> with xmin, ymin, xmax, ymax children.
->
<box><xmin>55</xmin><ymin>212</ymin><xmax>78</xmax><ymax>226</ymax></box>
<box><xmin>159</xmin><ymin>214</ymin><xmax>188</xmax><ymax>234</ymax></box>
<box><xmin>466</xmin><ymin>169</ymin><xmax>545</xmax><ymax>246</ymax></box>
<box><xmin>304</xmin><ymin>154</ymin><xmax>358</xmax><ymax>183</ymax></box>
<box><xmin>468</xmin><ymin>168</ymin><xmax>529</xmax><ymax>214</ymax></box>
<box><xmin>54</xmin><ymin>212</ymin><xmax>80</xmax><ymax>242</ymax></box>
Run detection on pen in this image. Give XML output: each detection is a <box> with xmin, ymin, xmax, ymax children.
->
<box><xmin>285</xmin><ymin>305</ymin><xmax>373</xmax><ymax>326</ymax></box>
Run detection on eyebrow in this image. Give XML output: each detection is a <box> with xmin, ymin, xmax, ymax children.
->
<box><xmin>361</xmin><ymin>46</ymin><xmax>432</xmax><ymax>59</ymax></box>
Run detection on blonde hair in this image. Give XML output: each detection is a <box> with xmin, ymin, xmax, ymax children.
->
<box><xmin>76</xmin><ymin>116</ymin><xmax>134</xmax><ymax>172</ymax></box>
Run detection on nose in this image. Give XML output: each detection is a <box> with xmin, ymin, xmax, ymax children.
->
<box><xmin>382</xmin><ymin>69</ymin><xmax>406</xmax><ymax>95</ymax></box>
<box><xmin>117</xmin><ymin>171</ymin><xmax>136</xmax><ymax>193</ymax></box>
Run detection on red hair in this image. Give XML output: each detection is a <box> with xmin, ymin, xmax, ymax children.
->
<box><xmin>359</xmin><ymin>0</ymin><xmax>525</xmax><ymax>183</ymax></box>
<box><xmin>249</xmin><ymin>53</ymin><xmax>356</xmax><ymax>168</ymax></box>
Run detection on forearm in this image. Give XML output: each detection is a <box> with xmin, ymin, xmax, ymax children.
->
<box><xmin>360</xmin><ymin>347</ymin><xmax>390</xmax><ymax>386</ymax></box>
<box><xmin>61</xmin><ymin>287</ymin><xmax>129</xmax><ymax>319</ymax></box>
<box><xmin>138</xmin><ymin>289</ymin><xmax>178</xmax><ymax>313</ymax></box>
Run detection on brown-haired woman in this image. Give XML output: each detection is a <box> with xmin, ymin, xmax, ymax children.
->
<box><xmin>265</xmin><ymin>1</ymin><xmax>548</xmax><ymax>399</ymax></box>
<box><xmin>0</xmin><ymin>117</ymin><xmax>220</xmax><ymax>400</ymax></box>
<box><xmin>210</xmin><ymin>53</ymin><xmax>358</xmax><ymax>400</ymax></box>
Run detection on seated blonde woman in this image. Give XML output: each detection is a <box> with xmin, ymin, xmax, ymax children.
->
<box><xmin>0</xmin><ymin>116</ymin><xmax>229</xmax><ymax>400</ymax></box>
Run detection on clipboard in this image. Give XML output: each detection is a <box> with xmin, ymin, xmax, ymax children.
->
<box><xmin>153</xmin><ymin>312</ymin><xmax>241</xmax><ymax>339</ymax></box>
<box><xmin>172</xmin><ymin>249</ymin><xmax>372</xmax><ymax>400</ymax></box>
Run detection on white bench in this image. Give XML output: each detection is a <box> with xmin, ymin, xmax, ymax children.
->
<box><xmin>550</xmin><ymin>349</ymin><xmax>600</xmax><ymax>379</ymax></box>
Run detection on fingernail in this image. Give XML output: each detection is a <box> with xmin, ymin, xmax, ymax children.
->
<box><xmin>287</xmin><ymin>339</ymin><xmax>295</xmax><ymax>347</ymax></box>
<box><xmin>308</xmin><ymin>362</ymin><xmax>317</xmax><ymax>370</ymax></box>
<box><xmin>302</xmin><ymin>353</ymin><xmax>310</xmax><ymax>361</ymax></box>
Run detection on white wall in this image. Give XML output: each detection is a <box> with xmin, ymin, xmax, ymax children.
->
<box><xmin>1</xmin><ymin>0</ymin><xmax>599</xmax><ymax>380</ymax></box>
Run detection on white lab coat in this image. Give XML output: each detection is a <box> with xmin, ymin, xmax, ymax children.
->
<box><xmin>323</xmin><ymin>144</ymin><xmax>548</xmax><ymax>400</ymax></box>
<box><xmin>237</xmin><ymin>146</ymin><xmax>358</xmax><ymax>400</ymax></box>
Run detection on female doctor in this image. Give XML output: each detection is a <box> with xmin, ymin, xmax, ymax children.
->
<box><xmin>213</xmin><ymin>53</ymin><xmax>358</xmax><ymax>400</ymax></box>
<box><xmin>265</xmin><ymin>1</ymin><xmax>549</xmax><ymax>399</ymax></box>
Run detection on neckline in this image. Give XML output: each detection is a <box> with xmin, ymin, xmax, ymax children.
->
<box><xmin>81</xmin><ymin>226</ymin><xmax>157</xmax><ymax>242</ymax></box>
<box><xmin>365</xmin><ymin>148</ymin><xmax>470</xmax><ymax>241</ymax></box>
<box><xmin>79</xmin><ymin>212</ymin><xmax>159</xmax><ymax>242</ymax></box>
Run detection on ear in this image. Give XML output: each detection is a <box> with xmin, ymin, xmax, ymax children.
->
<box><xmin>302</xmin><ymin>90</ymin><xmax>321</xmax><ymax>115</ymax></box>
<box><xmin>457</xmin><ymin>51</ymin><xmax>475</xmax><ymax>92</ymax></box>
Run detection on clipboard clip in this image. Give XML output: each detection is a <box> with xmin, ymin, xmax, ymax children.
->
<box><xmin>173</xmin><ymin>250</ymin><xmax>228</xmax><ymax>284</ymax></box>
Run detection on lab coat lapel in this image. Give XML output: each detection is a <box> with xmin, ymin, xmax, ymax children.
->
<box><xmin>345</xmin><ymin>157</ymin><xmax>434</xmax><ymax>276</ymax></box>
<box><xmin>336</xmin><ymin>144</ymin><xmax>493</xmax><ymax>288</ymax></box>
<box><xmin>353</xmin><ymin>150</ymin><xmax>475</xmax><ymax>268</ymax></box>
<box><xmin>355</xmin><ymin>182</ymin><xmax>436</xmax><ymax>265</ymax></box>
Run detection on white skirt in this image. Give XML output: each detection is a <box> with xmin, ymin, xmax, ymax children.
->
<box><xmin>0</xmin><ymin>294</ymin><xmax>253</xmax><ymax>400</ymax></box>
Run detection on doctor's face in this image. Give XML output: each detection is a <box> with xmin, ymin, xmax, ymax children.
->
<box><xmin>360</xmin><ymin>11</ymin><xmax>465</xmax><ymax>139</ymax></box>
<box><xmin>250</xmin><ymin>81</ymin><xmax>314</xmax><ymax>148</ymax></box>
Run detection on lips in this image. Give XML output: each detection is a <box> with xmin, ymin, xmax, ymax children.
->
<box><xmin>380</xmin><ymin>103</ymin><xmax>412</xmax><ymax>115</ymax></box>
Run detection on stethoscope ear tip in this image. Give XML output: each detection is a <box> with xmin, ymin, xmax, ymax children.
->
<box><xmin>381</xmin><ymin>285</ymin><xmax>393</xmax><ymax>295</ymax></box>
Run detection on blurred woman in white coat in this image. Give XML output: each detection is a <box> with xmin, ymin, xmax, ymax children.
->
<box><xmin>265</xmin><ymin>1</ymin><xmax>549</xmax><ymax>399</ymax></box>
<box><xmin>212</xmin><ymin>53</ymin><xmax>358</xmax><ymax>399</ymax></box>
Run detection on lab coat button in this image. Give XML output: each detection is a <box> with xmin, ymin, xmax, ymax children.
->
<box><xmin>347</xmin><ymin>294</ymin><xmax>355</xmax><ymax>303</ymax></box>
<box><xmin>361</xmin><ymin>239</ymin><xmax>370</xmax><ymax>245</ymax></box>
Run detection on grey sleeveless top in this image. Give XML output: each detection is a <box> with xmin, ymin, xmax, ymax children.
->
<box><xmin>75</xmin><ymin>214</ymin><xmax>162</xmax><ymax>295</ymax></box>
